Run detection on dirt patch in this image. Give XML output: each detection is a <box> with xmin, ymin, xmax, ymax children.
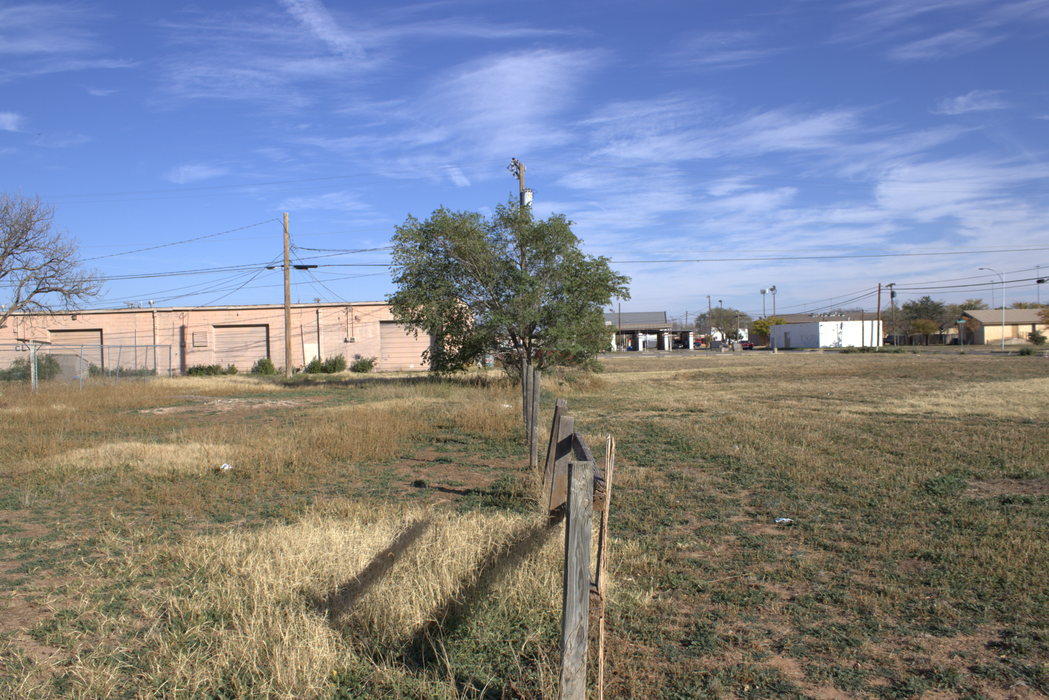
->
<box><xmin>967</xmin><ymin>478</ymin><xmax>1049</xmax><ymax>498</ymax></box>
<box><xmin>0</xmin><ymin>511</ymin><xmax>51</xmax><ymax>539</ymax></box>
<box><xmin>140</xmin><ymin>396</ymin><xmax>305</xmax><ymax>415</ymax></box>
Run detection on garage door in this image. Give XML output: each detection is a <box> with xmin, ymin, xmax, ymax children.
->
<box><xmin>379</xmin><ymin>322</ymin><xmax>430</xmax><ymax>371</ymax></box>
<box><xmin>49</xmin><ymin>329</ymin><xmax>103</xmax><ymax>373</ymax></box>
<box><xmin>213</xmin><ymin>325</ymin><xmax>269</xmax><ymax>373</ymax></box>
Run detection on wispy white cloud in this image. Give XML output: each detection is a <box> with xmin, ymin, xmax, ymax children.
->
<box><xmin>164</xmin><ymin>163</ymin><xmax>228</xmax><ymax>184</ymax></box>
<box><xmin>0</xmin><ymin>5</ymin><xmax>133</xmax><ymax>83</ymax></box>
<box><xmin>837</xmin><ymin>0</ymin><xmax>1049</xmax><ymax>61</ymax></box>
<box><xmin>444</xmin><ymin>166</ymin><xmax>471</xmax><ymax>187</ymax></box>
<box><xmin>0</xmin><ymin>112</ymin><xmax>23</xmax><ymax>131</ymax></box>
<box><xmin>888</xmin><ymin>28</ymin><xmax>1000</xmax><ymax>60</ymax></box>
<box><xmin>277</xmin><ymin>191</ymin><xmax>370</xmax><ymax>211</ymax></box>
<box><xmin>664</xmin><ymin>31</ymin><xmax>782</xmax><ymax>70</ymax></box>
<box><xmin>86</xmin><ymin>87</ymin><xmax>119</xmax><ymax>97</ymax></box>
<box><xmin>585</xmin><ymin>96</ymin><xmax>860</xmax><ymax>163</ymax></box>
<box><xmin>0</xmin><ymin>3</ymin><xmax>97</xmax><ymax>54</ymax></box>
<box><xmin>934</xmin><ymin>90</ymin><xmax>1008</xmax><ymax>114</ymax></box>
<box><xmin>277</xmin><ymin>0</ymin><xmax>363</xmax><ymax>57</ymax></box>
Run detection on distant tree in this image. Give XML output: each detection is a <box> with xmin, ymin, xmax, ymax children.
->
<box><xmin>901</xmin><ymin>296</ymin><xmax>947</xmax><ymax>330</ymax></box>
<box><xmin>388</xmin><ymin>199</ymin><xmax>630</xmax><ymax>376</ymax></box>
<box><xmin>751</xmin><ymin>317</ymin><xmax>786</xmax><ymax>345</ymax></box>
<box><xmin>910</xmin><ymin>318</ymin><xmax>941</xmax><ymax>344</ymax></box>
<box><xmin>692</xmin><ymin>307</ymin><xmax>753</xmax><ymax>339</ymax></box>
<box><xmin>1</xmin><ymin>192</ymin><xmax>102</xmax><ymax>329</ymax></box>
<box><xmin>1010</xmin><ymin>301</ymin><xmax>1044</xmax><ymax>309</ymax></box>
<box><xmin>1040</xmin><ymin>307</ymin><xmax>1049</xmax><ymax>326</ymax></box>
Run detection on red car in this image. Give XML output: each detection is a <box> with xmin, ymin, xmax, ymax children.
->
<box><xmin>740</xmin><ymin>340</ymin><xmax>755</xmax><ymax>350</ymax></box>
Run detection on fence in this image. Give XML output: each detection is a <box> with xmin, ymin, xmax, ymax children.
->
<box><xmin>539</xmin><ymin>397</ymin><xmax>615</xmax><ymax>700</ymax></box>
<box><xmin>0</xmin><ymin>344</ymin><xmax>174</xmax><ymax>388</ymax></box>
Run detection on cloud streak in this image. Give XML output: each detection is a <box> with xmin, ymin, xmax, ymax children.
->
<box><xmin>0</xmin><ymin>112</ymin><xmax>23</xmax><ymax>131</ymax></box>
<box><xmin>935</xmin><ymin>90</ymin><xmax>1009</xmax><ymax>115</ymax></box>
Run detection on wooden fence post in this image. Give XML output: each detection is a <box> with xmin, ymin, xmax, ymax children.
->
<box><xmin>541</xmin><ymin>399</ymin><xmax>568</xmax><ymax>506</ymax></box>
<box><xmin>559</xmin><ymin>458</ymin><xmax>592</xmax><ymax>700</ymax></box>
<box><xmin>547</xmin><ymin>413</ymin><xmax>575</xmax><ymax>513</ymax></box>
<box><xmin>595</xmin><ymin>436</ymin><xmax>615</xmax><ymax>700</ymax></box>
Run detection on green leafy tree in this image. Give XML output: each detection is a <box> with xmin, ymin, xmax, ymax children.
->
<box><xmin>691</xmin><ymin>308</ymin><xmax>753</xmax><ymax>340</ymax></box>
<box><xmin>945</xmin><ymin>299</ymin><xmax>987</xmax><ymax>343</ymax></box>
<box><xmin>910</xmin><ymin>318</ymin><xmax>941</xmax><ymax>344</ymax></box>
<box><xmin>901</xmin><ymin>296</ymin><xmax>947</xmax><ymax>330</ymax></box>
<box><xmin>751</xmin><ymin>317</ymin><xmax>786</xmax><ymax>345</ymax></box>
<box><xmin>388</xmin><ymin>199</ymin><xmax>630</xmax><ymax>376</ymax></box>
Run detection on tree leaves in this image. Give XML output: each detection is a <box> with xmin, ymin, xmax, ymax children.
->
<box><xmin>387</xmin><ymin>199</ymin><xmax>630</xmax><ymax>375</ymax></box>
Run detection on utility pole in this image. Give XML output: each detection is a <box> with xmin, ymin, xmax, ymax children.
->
<box><xmin>979</xmin><ymin>268</ymin><xmax>1005</xmax><ymax>350</ymax></box>
<box><xmin>887</xmin><ymin>283</ymin><xmax>896</xmax><ymax>345</ymax></box>
<box><xmin>284</xmin><ymin>213</ymin><xmax>292</xmax><ymax>378</ymax></box>
<box><xmin>877</xmin><ymin>283</ymin><xmax>882</xmax><ymax>346</ymax></box>
<box><xmin>508</xmin><ymin>158</ymin><xmax>532</xmax><ymax>209</ymax></box>
<box><xmin>707</xmin><ymin>295</ymin><xmax>712</xmax><ymax>352</ymax></box>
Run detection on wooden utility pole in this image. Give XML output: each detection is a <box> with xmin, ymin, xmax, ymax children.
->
<box><xmin>508</xmin><ymin>158</ymin><xmax>528</xmax><ymax>208</ymax></box>
<box><xmin>284</xmin><ymin>213</ymin><xmax>292</xmax><ymax>378</ymax></box>
<box><xmin>877</xmin><ymin>283</ymin><xmax>882</xmax><ymax>346</ymax></box>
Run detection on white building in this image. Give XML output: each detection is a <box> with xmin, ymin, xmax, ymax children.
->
<box><xmin>772</xmin><ymin>319</ymin><xmax>882</xmax><ymax>349</ymax></box>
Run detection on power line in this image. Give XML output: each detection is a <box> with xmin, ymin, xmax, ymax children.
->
<box><xmin>82</xmin><ymin>219</ymin><xmax>280</xmax><ymax>261</ymax></box>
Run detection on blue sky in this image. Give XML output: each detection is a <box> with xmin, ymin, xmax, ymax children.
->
<box><xmin>3</xmin><ymin>0</ymin><xmax>1049</xmax><ymax>322</ymax></box>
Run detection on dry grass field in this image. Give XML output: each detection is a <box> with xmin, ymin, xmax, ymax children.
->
<box><xmin>1</xmin><ymin>351</ymin><xmax>1047</xmax><ymax>699</ymax></box>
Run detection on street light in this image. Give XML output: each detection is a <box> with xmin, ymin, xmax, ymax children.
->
<box><xmin>718</xmin><ymin>300</ymin><xmax>723</xmax><ymax>345</ymax></box>
<box><xmin>979</xmin><ymin>267</ymin><xmax>1005</xmax><ymax>351</ymax></box>
<box><xmin>769</xmin><ymin>285</ymin><xmax>777</xmax><ymax>316</ymax></box>
<box><xmin>760</xmin><ymin>289</ymin><xmax>767</xmax><ymax>318</ymax></box>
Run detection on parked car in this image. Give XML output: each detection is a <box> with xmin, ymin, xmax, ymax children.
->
<box><xmin>740</xmin><ymin>340</ymin><xmax>755</xmax><ymax>350</ymax></box>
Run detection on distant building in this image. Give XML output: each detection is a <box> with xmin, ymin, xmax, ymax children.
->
<box><xmin>962</xmin><ymin>309</ymin><xmax>1048</xmax><ymax>346</ymax></box>
<box><xmin>2</xmin><ymin>302</ymin><xmax>431</xmax><ymax>376</ymax></box>
<box><xmin>603</xmin><ymin>311</ymin><xmax>686</xmax><ymax>350</ymax></box>
<box><xmin>771</xmin><ymin>318</ymin><xmax>883</xmax><ymax>349</ymax></box>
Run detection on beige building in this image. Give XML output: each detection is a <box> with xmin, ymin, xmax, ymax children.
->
<box><xmin>962</xmin><ymin>309</ymin><xmax>1048</xmax><ymax>345</ymax></box>
<box><xmin>1</xmin><ymin>302</ymin><xmax>431</xmax><ymax>375</ymax></box>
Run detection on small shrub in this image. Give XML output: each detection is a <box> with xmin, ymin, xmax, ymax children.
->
<box><xmin>324</xmin><ymin>354</ymin><xmax>347</xmax><ymax>373</ymax></box>
<box><xmin>350</xmin><ymin>356</ymin><xmax>377</xmax><ymax>373</ymax></box>
<box><xmin>226</xmin><ymin>364</ymin><xmax>239</xmax><ymax>375</ymax></box>
<box><xmin>1018</xmin><ymin>346</ymin><xmax>1036</xmax><ymax>356</ymax></box>
<box><xmin>1029</xmin><ymin>330</ymin><xmax>1046</xmax><ymax>346</ymax></box>
<box><xmin>0</xmin><ymin>355</ymin><xmax>63</xmax><ymax>382</ymax></box>
<box><xmin>186</xmin><ymin>364</ymin><xmax>227</xmax><ymax>376</ymax></box>
<box><xmin>305</xmin><ymin>357</ymin><xmax>325</xmax><ymax>374</ymax></box>
<box><xmin>251</xmin><ymin>357</ymin><xmax>276</xmax><ymax>375</ymax></box>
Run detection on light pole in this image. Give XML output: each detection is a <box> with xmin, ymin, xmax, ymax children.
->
<box><xmin>769</xmin><ymin>286</ymin><xmax>777</xmax><ymax>350</ymax></box>
<box><xmin>1037</xmin><ymin>264</ymin><xmax>1044</xmax><ymax>306</ymax></box>
<box><xmin>760</xmin><ymin>289</ymin><xmax>767</xmax><ymax>318</ymax></box>
<box><xmin>718</xmin><ymin>300</ymin><xmax>723</xmax><ymax>345</ymax></box>
<box><xmin>979</xmin><ymin>267</ymin><xmax>1005</xmax><ymax>350</ymax></box>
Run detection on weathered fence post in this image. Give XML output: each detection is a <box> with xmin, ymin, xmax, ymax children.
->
<box><xmin>595</xmin><ymin>436</ymin><xmax>615</xmax><ymax>700</ymax></box>
<box><xmin>559</xmin><ymin>457</ymin><xmax>593</xmax><ymax>700</ymax></box>
<box><xmin>547</xmin><ymin>411</ymin><xmax>575</xmax><ymax>514</ymax></box>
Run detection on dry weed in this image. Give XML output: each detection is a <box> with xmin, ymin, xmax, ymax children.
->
<box><xmin>62</xmin><ymin>503</ymin><xmax>562</xmax><ymax>698</ymax></box>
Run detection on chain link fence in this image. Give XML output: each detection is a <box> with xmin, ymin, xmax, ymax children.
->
<box><xmin>0</xmin><ymin>344</ymin><xmax>174</xmax><ymax>388</ymax></box>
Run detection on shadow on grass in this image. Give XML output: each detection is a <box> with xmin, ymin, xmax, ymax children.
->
<box><xmin>309</xmin><ymin>517</ymin><xmax>433</xmax><ymax>621</ymax></box>
<box><xmin>400</xmin><ymin>521</ymin><xmax>559</xmax><ymax>667</ymax></box>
